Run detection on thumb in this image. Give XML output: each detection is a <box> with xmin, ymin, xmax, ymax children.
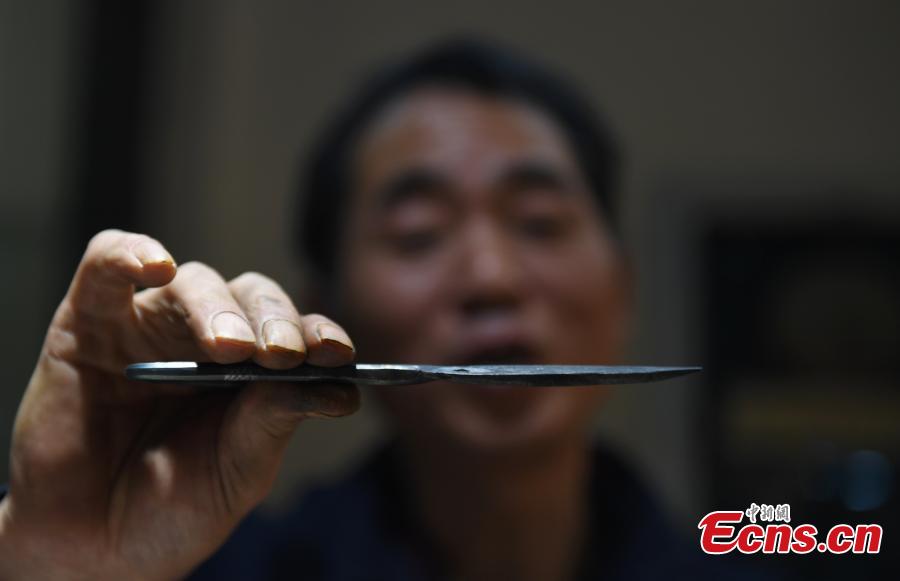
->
<box><xmin>217</xmin><ymin>381</ymin><xmax>360</xmax><ymax>507</ymax></box>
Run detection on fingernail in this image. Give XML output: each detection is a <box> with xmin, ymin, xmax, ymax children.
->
<box><xmin>133</xmin><ymin>241</ymin><xmax>174</xmax><ymax>266</ymax></box>
<box><xmin>316</xmin><ymin>323</ymin><xmax>354</xmax><ymax>352</ymax></box>
<box><xmin>263</xmin><ymin>319</ymin><xmax>304</xmax><ymax>353</ymax></box>
<box><xmin>212</xmin><ymin>312</ymin><xmax>255</xmax><ymax>344</ymax></box>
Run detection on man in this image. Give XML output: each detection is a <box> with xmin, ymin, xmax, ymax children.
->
<box><xmin>0</xmin><ymin>39</ymin><xmax>719</xmax><ymax>580</ymax></box>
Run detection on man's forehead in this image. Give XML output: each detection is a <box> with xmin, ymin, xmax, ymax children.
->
<box><xmin>353</xmin><ymin>85</ymin><xmax>580</xmax><ymax>190</ymax></box>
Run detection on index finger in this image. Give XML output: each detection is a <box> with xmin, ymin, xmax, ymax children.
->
<box><xmin>67</xmin><ymin>229</ymin><xmax>176</xmax><ymax>318</ymax></box>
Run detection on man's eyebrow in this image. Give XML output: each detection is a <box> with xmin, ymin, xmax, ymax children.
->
<box><xmin>373</xmin><ymin>167</ymin><xmax>451</xmax><ymax>211</ymax></box>
<box><xmin>499</xmin><ymin>160</ymin><xmax>573</xmax><ymax>195</ymax></box>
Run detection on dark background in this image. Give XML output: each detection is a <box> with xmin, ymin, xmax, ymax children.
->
<box><xmin>2</xmin><ymin>1</ymin><xmax>898</xmax><ymax>578</ymax></box>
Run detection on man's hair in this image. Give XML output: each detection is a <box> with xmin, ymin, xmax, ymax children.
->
<box><xmin>297</xmin><ymin>37</ymin><xmax>621</xmax><ymax>278</ymax></box>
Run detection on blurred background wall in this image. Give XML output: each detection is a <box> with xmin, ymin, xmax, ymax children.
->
<box><xmin>2</xmin><ymin>1</ymin><xmax>899</xmax><ymax>576</ymax></box>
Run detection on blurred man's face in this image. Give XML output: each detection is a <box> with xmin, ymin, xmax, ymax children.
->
<box><xmin>334</xmin><ymin>86</ymin><xmax>631</xmax><ymax>453</ymax></box>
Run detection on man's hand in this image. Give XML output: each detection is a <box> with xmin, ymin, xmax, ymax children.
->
<box><xmin>0</xmin><ymin>229</ymin><xmax>359</xmax><ymax>580</ymax></box>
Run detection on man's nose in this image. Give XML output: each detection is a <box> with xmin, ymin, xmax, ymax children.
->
<box><xmin>457</xmin><ymin>220</ymin><xmax>526</xmax><ymax>313</ymax></box>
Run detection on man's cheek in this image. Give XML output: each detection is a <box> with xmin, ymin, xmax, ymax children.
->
<box><xmin>345</xmin><ymin>288</ymin><xmax>426</xmax><ymax>356</ymax></box>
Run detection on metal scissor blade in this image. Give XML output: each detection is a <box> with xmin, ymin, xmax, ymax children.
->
<box><xmin>125</xmin><ymin>362</ymin><xmax>701</xmax><ymax>388</ymax></box>
<box><xmin>414</xmin><ymin>364</ymin><xmax>702</xmax><ymax>386</ymax></box>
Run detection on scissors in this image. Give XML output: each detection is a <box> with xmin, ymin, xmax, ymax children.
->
<box><xmin>125</xmin><ymin>362</ymin><xmax>701</xmax><ymax>388</ymax></box>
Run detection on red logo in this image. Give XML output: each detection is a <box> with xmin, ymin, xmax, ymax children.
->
<box><xmin>698</xmin><ymin>505</ymin><xmax>882</xmax><ymax>555</ymax></box>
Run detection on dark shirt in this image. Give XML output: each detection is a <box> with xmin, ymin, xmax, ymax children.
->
<box><xmin>187</xmin><ymin>443</ymin><xmax>746</xmax><ymax>581</ymax></box>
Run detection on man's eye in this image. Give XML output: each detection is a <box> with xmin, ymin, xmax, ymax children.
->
<box><xmin>389</xmin><ymin>230</ymin><xmax>443</xmax><ymax>256</ymax></box>
<box><xmin>517</xmin><ymin>215</ymin><xmax>570</xmax><ymax>240</ymax></box>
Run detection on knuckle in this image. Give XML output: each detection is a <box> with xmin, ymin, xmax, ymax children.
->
<box><xmin>303</xmin><ymin>312</ymin><xmax>331</xmax><ymax>324</ymax></box>
<box><xmin>85</xmin><ymin>228</ymin><xmax>124</xmax><ymax>255</ymax></box>
<box><xmin>178</xmin><ymin>260</ymin><xmax>217</xmax><ymax>278</ymax></box>
<box><xmin>80</xmin><ymin>230</ymin><xmax>139</xmax><ymax>281</ymax></box>
<box><xmin>85</xmin><ymin>230</ymin><xmax>161</xmax><ymax>266</ymax></box>
<box><xmin>123</xmin><ymin>232</ymin><xmax>158</xmax><ymax>252</ymax></box>
<box><xmin>253</xmin><ymin>294</ymin><xmax>287</xmax><ymax>310</ymax></box>
<box><xmin>230</xmin><ymin>270</ymin><xmax>271</xmax><ymax>289</ymax></box>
